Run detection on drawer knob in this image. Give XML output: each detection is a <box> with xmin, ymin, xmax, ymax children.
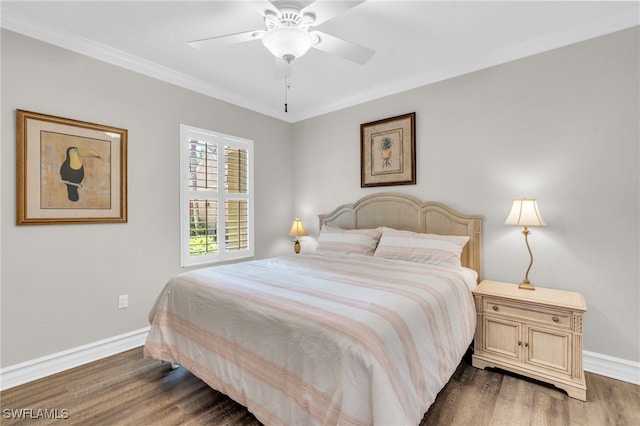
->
<box><xmin>552</xmin><ymin>316</ymin><xmax>559</xmax><ymax>322</ymax></box>
<box><xmin>492</xmin><ymin>305</ymin><xmax>498</xmax><ymax>311</ymax></box>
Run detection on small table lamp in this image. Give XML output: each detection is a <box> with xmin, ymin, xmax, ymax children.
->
<box><xmin>288</xmin><ymin>218</ymin><xmax>308</xmax><ymax>254</ymax></box>
<box><xmin>505</xmin><ymin>198</ymin><xmax>546</xmax><ymax>290</ymax></box>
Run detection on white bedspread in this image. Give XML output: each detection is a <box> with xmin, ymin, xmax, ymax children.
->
<box><xmin>144</xmin><ymin>253</ymin><xmax>477</xmax><ymax>426</ymax></box>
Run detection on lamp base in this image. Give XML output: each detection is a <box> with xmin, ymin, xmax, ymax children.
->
<box><xmin>294</xmin><ymin>239</ymin><xmax>301</xmax><ymax>254</ymax></box>
<box><xmin>519</xmin><ymin>227</ymin><xmax>536</xmax><ymax>290</ymax></box>
<box><xmin>518</xmin><ymin>280</ymin><xmax>535</xmax><ymax>291</ymax></box>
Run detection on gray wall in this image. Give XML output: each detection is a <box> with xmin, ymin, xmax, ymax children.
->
<box><xmin>2</xmin><ymin>27</ymin><xmax>638</xmax><ymax>368</ymax></box>
<box><xmin>291</xmin><ymin>28</ymin><xmax>639</xmax><ymax>363</ymax></box>
<box><xmin>1</xmin><ymin>30</ymin><xmax>294</xmax><ymax>366</ymax></box>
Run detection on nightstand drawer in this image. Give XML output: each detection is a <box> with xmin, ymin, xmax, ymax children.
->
<box><xmin>483</xmin><ymin>299</ymin><xmax>571</xmax><ymax>329</ymax></box>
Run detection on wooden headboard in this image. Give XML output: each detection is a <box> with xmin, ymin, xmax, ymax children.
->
<box><xmin>318</xmin><ymin>193</ymin><xmax>483</xmax><ymax>282</ymax></box>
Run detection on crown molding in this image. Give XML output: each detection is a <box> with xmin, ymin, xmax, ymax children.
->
<box><xmin>291</xmin><ymin>8</ymin><xmax>639</xmax><ymax>122</ymax></box>
<box><xmin>0</xmin><ymin>9</ymin><xmax>288</xmax><ymax>122</ymax></box>
<box><xmin>2</xmin><ymin>7</ymin><xmax>637</xmax><ymax>124</ymax></box>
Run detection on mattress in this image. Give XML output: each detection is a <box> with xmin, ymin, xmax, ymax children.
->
<box><xmin>144</xmin><ymin>253</ymin><xmax>477</xmax><ymax>425</ymax></box>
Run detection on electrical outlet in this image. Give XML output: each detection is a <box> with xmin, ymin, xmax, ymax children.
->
<box><xmin>118</xmin><ymin>294</ymin><xmax>128</xmax><ymax>309</ymax></box>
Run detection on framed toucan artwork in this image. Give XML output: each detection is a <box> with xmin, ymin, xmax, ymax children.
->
<box><xmin>16</xmin><ymin>110</ymin><xmax>127</xmax><ymax>225</ymax></box>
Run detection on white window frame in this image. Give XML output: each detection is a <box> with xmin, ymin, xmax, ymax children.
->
<box><xmin>180</xmin><ymin>124</ymin><xmax>254</xmax><ymax>267</ymax></box>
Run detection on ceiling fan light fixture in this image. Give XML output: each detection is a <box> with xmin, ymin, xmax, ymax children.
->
<box><xmin>262</xmin><ymin>27</ymin><xmax>317</xmax><ymax>63</ymax></box>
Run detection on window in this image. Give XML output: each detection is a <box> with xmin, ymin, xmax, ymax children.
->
<box><xmin>180</xmin><ymin>124</ymin><xmax>254</xmax><ymax>266</ymax></box>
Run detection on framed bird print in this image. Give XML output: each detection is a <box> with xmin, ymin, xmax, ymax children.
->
<box><xmin>16</xmin><ymin>110</ymin><xmax>127</xmax><ymax>225</ymax></box>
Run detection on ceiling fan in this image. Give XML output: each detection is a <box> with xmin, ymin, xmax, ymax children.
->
<box><xmin>188</xmin><ymin>0</ymin><xmax>375</xmax><ymax>65</ymax></box>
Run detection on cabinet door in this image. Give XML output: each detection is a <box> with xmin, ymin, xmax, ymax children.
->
<box><xmin>483</xmin><ymin>316</ymin><xmax>521</xmax><ymax>360</ymax></box>
<box><xmin>525</xmin><ymin>325</ymin><xmax>571</xmax><ymax>375</ymax></box>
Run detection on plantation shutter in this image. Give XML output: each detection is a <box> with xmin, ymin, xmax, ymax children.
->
<box><xmin>181</xmin><ymin>125</ymin><xmax>254</xmax><ymax>266</ymax></box>
<box><xmin>224</xmin><ymin>147</ymin><xmax>249</xmax><ymax>252</ymax></box>
<box><xmin>188</xmin><ymin>140</ymin><xmax>218</xmax><ymax>256</ymax></box>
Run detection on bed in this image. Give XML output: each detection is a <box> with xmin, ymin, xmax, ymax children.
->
<box><xmin>144</xmin><ymin>193</ymin><xmax>483</xmax><ymax>425</ymax></box>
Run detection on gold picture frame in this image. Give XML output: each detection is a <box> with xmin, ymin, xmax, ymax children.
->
<box><xmin>360</xmin><ymin>112</ymin><xmax>416</xmax><ymax>187</ymax></box>
<box><xmin>16</xmin><ymin>110</ymin><xmax>127</xmax><ymax>225</ymax></box>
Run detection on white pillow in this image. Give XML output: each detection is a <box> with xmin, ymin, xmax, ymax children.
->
<box><xmin>374</xmin><ymin>227</ymin><xmax>469</xmax><ymax>269</ymax></box>
<box><xmin>315</xmin><ymin>226</ymin><xmax>382</xmax><ymax>256</ymax></box>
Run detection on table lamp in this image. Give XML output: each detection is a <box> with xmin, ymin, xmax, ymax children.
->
<box><xmin>288</xmin><ymin>218</ymin><xmax>307</xmax><ymax>254</ymax></box>
<box><xmin>505</xmin><ymin>198</ymin><xmax>546</xmax><ymax>290</ymax></box>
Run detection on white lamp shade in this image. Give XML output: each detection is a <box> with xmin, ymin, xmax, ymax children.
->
<box><xmin>262</xmin><ymin>27</ymin><xmax>316</xmax><ymax>61</ymax></box>
<box><xmin>505</xmin><ymin>198</ymin><xmax>546</xmax><ymax>227</ymax></box>
<box><xmin>288</xmin><ymin>218</ymin><xmax>308</xmax><ymax>237</ymax></box>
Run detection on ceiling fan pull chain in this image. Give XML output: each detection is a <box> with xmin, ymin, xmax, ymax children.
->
<box><xmin>284</xmin><ymin>62</ymin><xmax>291</xmax><ymax>113</ymax></box>
<box><xmin>284</xmin><ymin>71</ymin><xmax>287</xmax><ymax>113</ymax></box>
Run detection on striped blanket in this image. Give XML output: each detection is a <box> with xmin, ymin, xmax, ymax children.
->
<box><xmin>144</xmin><ymin>253</ymin><xmax>476</xmax><ymax>425</ymax></box>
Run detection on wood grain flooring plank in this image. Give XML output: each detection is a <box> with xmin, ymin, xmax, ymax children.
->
<box><xmin>488</xmin><ymin>373</ymin><xmax>534</xmax><ymax>426</ymax></box>
<box><xmin>420</xmin><ymin>359</ymin><xmax>472</xmax><ymax>425</ymax></box>
<box><xmin>529</xmin><ymin>387</ymin><xmax>572</xmax><ymax>426</ymax></box>
<box><xmin>581</xmin><ymin>371</ymin><xmax>618</xmax><ymax>425</ymax></box>
<box><xmin>447</xmin><ymin>364</ymin><xmax>503</xmax><ymax>425</ymax></box>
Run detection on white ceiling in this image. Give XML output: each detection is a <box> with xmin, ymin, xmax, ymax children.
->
<box><xmin>2</xmin><ymin>1</ymin><xmax>638</xmax><ymax>123</ymax></box>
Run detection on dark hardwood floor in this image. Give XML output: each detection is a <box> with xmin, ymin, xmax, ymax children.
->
<box><xmin>1</xmin><ymin>347</ymin><xmax>638</xmax><ymax>425</ymax></box>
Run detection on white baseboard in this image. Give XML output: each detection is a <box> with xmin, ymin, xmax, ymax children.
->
<box><xmin>1</xmin><ymin>330</ymin><xmax>638</xmax><ymax>391</ymax></box>
<box><xmin>0</xmin><ymin>327</ymin><xmax>149</xmax><ymax>391</ymax></box>
<box><xmin>583</xmin><ymin>350</ymin><xmax>640</xmax><ymax>385</ymax></box>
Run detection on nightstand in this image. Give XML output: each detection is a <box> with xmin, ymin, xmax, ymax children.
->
<box><xmin>472</xmin><ymin>280</ymin><xmax>587</xmax><ymax>401</ymax></box>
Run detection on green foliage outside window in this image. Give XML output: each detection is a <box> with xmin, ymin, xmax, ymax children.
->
<box><xmin>190</xmin><ymin>220</ymin><xmax>218</xmax><ymax>255</ymax></box>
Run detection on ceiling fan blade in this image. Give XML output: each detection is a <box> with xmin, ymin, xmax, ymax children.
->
<box><xmin>272</xmin><ymin>0</ymin><xmax>316</xmax><ymax>11</ymax></box>
<box><xmin>188</xmin><ymin>30</ymin><xmax>263</xmax><ymax>50</ymax></box>
<box><xmin>303</xmin><ymin>0</ymin><xmax>366</xmax><ymax>26</ymax></box>
<box><xmin>248</xmin><ymin>0</ymin><xmax>279</xmax><ymax>16</ymax></box>
<box><xmin>311</xmin><ymin>31</ymin><xmax>374</xmax><ymax>65</ymax></box>
<box><xmin>249</xmin><ymin>0</ymin><xmax>317</xmax><ymax>15</ymax></box>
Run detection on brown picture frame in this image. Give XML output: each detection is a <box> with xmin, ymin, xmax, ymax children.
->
<box><xmin>360</xmin><ymin>112</ymin><xmax>416</xmax><ymax>187</ymax></box>
<box><xmin>16</xmin><ymin>110</ymin><xmax>128</xmax><ymax>225</ymax></box>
